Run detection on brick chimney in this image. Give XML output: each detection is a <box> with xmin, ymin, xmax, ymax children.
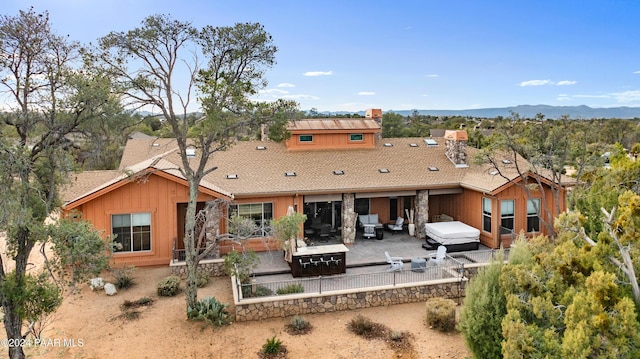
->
<box><xmin>444</xmin><ymin>130</ymin><xmax>469</xmax><ymax>168</ymax></box>
<box><xmin>366</xmin><ymin>109</ymin><xmax>382</xmax><ymax>140</ymax></box>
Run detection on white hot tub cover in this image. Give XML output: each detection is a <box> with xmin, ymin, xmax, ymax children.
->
<box><xmin>424</xmin><ymin>221</ymin><xmax>480</xmax><ymax>245</ymax></box>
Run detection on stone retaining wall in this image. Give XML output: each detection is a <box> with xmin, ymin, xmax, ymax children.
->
<box><xmin>170</xmin><ymin>258</ymin><xmax>226</xmax><ymax>277</ymax></box>
<box><xmin>234</xmin><ymin>278</ymin><xmax>464</xmax><ymax>322</ymax></box>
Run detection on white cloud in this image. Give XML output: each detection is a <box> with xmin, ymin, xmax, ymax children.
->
<box><xmin>277</xmin><ymin>83</ymin><xmax>295</xmax><ymax>88</ymax></box>
<box><xmin>425</xmin><ymin>74</ymin><xmax>438</xmax><ymax>78</ymax></box>
<box><xmin>259</xmin><ymin>88</ymin><xmax>289</xmax><ymax>95</ymax></box>
<box><xmin>519</xmin><ymin>80</ymin><xmax>554</xmax><ymax>86</ymax></box>
<box><xmin>610</xmin><ymin>90</ymin><xmax>640</xmax><ymax>103</ymax></box>
<box><xmin>633</xmin><ymin>71</ymin><xmax>640</xmax><ymax>74</ymax></box>
<box><xmin>573</xmin><ymin>94</ymin><xmax>610</xmax><ymax>99</ymax></box>
<box><xmin>304</xmin><ymin>71</ymin><xmax>333</xmax><ymax>77</ymax></box>
<box><xmin>557</xmin><ymin>94</ymin><xmax>571</xmax><ymax>101</ymax></box>
<box><xmin>556</xmin><ymin>80</ymin><xmax>576</xmax><ymax>86</ymax></box>
<box><xmin>357</xmin><ymin>91</ymin><xmax>375</xmax><ymax>96</ymax></box>
<box><xmin>281</xmin><ymin>94</ymin><xmax>320</xmax><ymax>100</ymax></box>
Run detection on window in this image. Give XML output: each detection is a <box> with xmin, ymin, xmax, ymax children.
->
<box><xmin>482</xmin><ymin>198</ymin><xmax>492</xmax><ymax>233</ymax></box>
<box><xmin>527</xmin><ymin>199</ymin><xmax>540</xmax><ymax>232</ymax></box>
<box><xmin>350</xmin><ymin>133</ymin><xmax>363</xmax><ymax>141</ymax></box>
<box><xmin>299</xmin><ymin>135</ymin><xmax>313</xmax><ymax>142</ymax></box>
<box><xmin>112</xmin><ymin>213</ymin><xmax>151</xmax><ymax>252</ymax></box>
<box><xmin>229</xmin><ymin>203</ymin><xmax>273</xmax><ymax>237</ymax></box>
<box><xmin>500</xmin><ymin>200</ymin><xmax>514</xmax><ymax>235</ymax></box>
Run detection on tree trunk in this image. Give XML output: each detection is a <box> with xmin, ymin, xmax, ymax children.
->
<box><xmin>183</xmin><ymin>179</ymin><xmax>200</xmax><ymax>311</ymax></box>
<box><xmin>1</xmin><ymin>227</ymin><xmax>33</xmax><ymax>359</ymax></box>
<box><xmin>1</xmin><ymin>298</ymin><xmax>26</xmax><ymax>359</ymax></box>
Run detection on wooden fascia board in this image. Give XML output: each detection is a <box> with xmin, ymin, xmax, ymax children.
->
<box><xmin>64</xmin><ymin>168</ymin><xmax>231</xmax><ymax>210</ymax></box>
<box><xmin>487</xmin><ymin>171</ymin><xmax>562</xmax><ymax>196</ymax></box>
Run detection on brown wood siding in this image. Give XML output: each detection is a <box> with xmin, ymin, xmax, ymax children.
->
<box><xmin>76</xmin><ymin>174</ymin><xmax>217</xmax><ymax>267</ymax></box>
<box><xmin>428</xmin><ymin>193</ymin><xmax>463</xmax><ymax>221</ymax></box>
<box><xmin>369</xmin><ymin>197</ymin><xmax>389</xmax><ymax>224</ymax></box>
<box><xmin>286</xmin><ymin>132</ymin><xmax>376</xmax><ymax>150</ymax></box>
<box><xmin>439</xmin><ymin>182</ymin><xmax>568</xmax><ymax>250</ymax></box>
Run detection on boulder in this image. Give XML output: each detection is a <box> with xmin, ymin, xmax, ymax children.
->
<box><xmin>89</xmin><ymin>277</ymin><xmax>104</xmax><ymax>291</ymax></box>
<box><xmin>104</xmin><ymin>283</ymin><xmax>117</xmax><ymax>296</ymax></box>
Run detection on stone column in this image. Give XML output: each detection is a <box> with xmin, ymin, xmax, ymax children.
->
<box><xmin>415</xmin><ymin>190</ymin><xmax>429</xmax><ymax>239</ymax></box>
<box><xmin>341</xmin><ymin>193</ymin><xmax>357</xmax><ymax>244</ymax></box>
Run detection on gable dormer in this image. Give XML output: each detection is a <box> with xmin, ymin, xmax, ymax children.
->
<box><xmin>285</xmin><ymin>118</ymin><xmax>381</xmax><ymax>150</ymax></box>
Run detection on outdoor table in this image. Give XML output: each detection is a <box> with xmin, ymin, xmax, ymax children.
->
<box><xmin>411</xmin><ymin>257</ymin><xmax>427</xmax><ymax>272</ymax></box>
<box><xmin>291</xmin><ymin>244</ymin><xmax>349</xmax><ymax>278</ymax></box>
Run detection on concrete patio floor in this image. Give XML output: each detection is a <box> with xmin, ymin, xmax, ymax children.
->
<box><xmin>253</xmin><ymin>231</ymin><xmax>491</xmax><ymax>276</ymax></box>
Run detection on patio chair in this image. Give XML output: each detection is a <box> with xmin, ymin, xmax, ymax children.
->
<box><xmin>360</xmin><ymin>214</ymin><xmax>384</xmax><ymax>239</ymax></box>
<box><xmin>386</xmin><ymin>217</ymin><xmax>404</xmax><ymax>233</ymax></box>
<box><xmin>385</xmin><ymin>251</ymin><xmax>403</xmax><ymax>272</ymax></box>
<box><xmin>427</xmin><ymin>245</ymin><xmax>447</xmax><ymax>266</ymax></box>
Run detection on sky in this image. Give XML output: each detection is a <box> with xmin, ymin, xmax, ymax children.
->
<box><xmin>5</xmin><ymin>0</ymin><xmax>640</xmax><ymax>113</ymax></box>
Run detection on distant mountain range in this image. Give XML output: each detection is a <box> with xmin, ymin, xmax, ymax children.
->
<box><xmin>326</xmin><ymin>105</ymin><xmax>640</xmax><ymax>119</ymax></box>
<box><xmin>136</xmin><ymin>105</ymin><xmax>640</xmax><ymax>120</ymax></box>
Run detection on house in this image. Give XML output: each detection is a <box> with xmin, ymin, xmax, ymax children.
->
<box><xmin>62</xmin><ymin>113</ymin><xmax>570</xmax><ymax>267</ymax></box>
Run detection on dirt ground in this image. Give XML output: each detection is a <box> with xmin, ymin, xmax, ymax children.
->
<box><xmin>2</xmin><ymin>266</ymin><xmax>470</xmax><ymax>359</ymax></box>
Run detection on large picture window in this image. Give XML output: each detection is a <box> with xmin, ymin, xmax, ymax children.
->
<box><xmin>112</xmin><ymin>213</ymin><xmax>151</xmax><ymax>252</ymax></box>
<box><xmin>482</xmin><ymin>198</ymin><xmax>492</xmax><ymax>233</ymax></box>
<box><xmin>527</xmin><ymin>199</ymin><xmax>540</xmax><ymax>233</ymax></box>
<box><xmin>500</xmin><ymin>200</ymin><xmax>515</xmax><ymax>235</ymax></box>
<box><xmin>229</xmin><ymin>203</ymin><xmax>273</xmax><ymax>237</ymax></box>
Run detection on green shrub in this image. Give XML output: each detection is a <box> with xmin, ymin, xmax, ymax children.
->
<box><xmin>223</xmin><ymin>249</ymin><xmax>259</xmax><ymax>283</ymax></box>
<box><xmin>425</xmin><ymin>297</ymin><xmax>456</xmax><ymax>332</ymax></box>
<box><xmin>285</xmin><ymin>315</ymin><xmax>312</xmax><ymax>335</ymax></box>
<box><xmin>196</xmin><ymin>271</ymin><xmax>210</xmax><ymax>288</ymax></box>
<box><xmin>261</xmin><ymin>335</ymin><xmax>284</xmax><ymax>355</ymax></box>
<box><xmin>276</xmin><ymin>283</ymin><xmax>304</xmax><ymax>295</ymax></box>
<box><xmin>112</xmin><ymin>264</ymin><xmax>136</xmax><ymax>289</ymax></box>
<box><xmin>458</xmin><ymin>259</ymin><xmax>506</xmax><ymax>359</ymax></box>
<box><xmin>157</xmin><ymin>275</ymin><xmax>181</xmax><ymax>297</ymax></box>
<box><xmin>347</xmin><ymin>315</ymin><xmax>388</xmax><ymax>339</ymax></box>
<box><xmin>241</xmin><ymin>284</ymin><xmax>273</xmax><ymax>298</ymax></box>
<box><xmin>187</xmin><ymin>296</ymin><xmax>230</xmax><ymax>327</ymax></box>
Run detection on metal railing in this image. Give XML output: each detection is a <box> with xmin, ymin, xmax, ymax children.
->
<box><xmin>237</xmin><ymin>255</ymin><xmax>465</xmax><ymax>301</ymax></box>
<box><xmin>172</xmin><ymin>238</ymin><xmax>218</xmax><ymax>262</ymax></box>
<box><xmin>451</xmin><ymin>248</ymin><xmax>510</xmax><ymax>264</ymax></box>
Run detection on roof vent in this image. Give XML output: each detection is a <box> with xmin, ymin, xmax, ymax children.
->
<box><xmin>378</xmin><ymin>168</ymin><xmax>390</xmax><ymax>173</ymax></box>
<box><xmin>256</xmin><ymin>146</ymin><xmax>267</xmax><ymax>150</ymax></box>
<box><xmin>383</xmin><ymin>143</ymin><xmax>394</xmax><ymax>147</ymax></box>
<box><xmin>502</xmin><ymin>159</ymin><xmax>512</xmax><ymax>164</ymax></box>
<box><xmin>428</xmin><ymin>166</ymin><xmax>439</xmax><ymax>171</ymax></box>
<box><xmin>151</xmin><ymin>143</ymin><xmax>160</xmax><ymax>147</ymax></box>
<box><xmin>285</xmin><ymin>172</ymin><xmax>296</xmax><ymax>177</ymax></box>
<box><xmin>489</xmin><ymin>170</ymin><xmax>499</xmax><ymax>176</ymax></box>
<box><xmin>333</xmin><ymin>170</ymin><xmax>345</xmax><ymax>175</ymax></box>
<box><xmin>226</xmin><ymin>174</ymin><xmax>238</xmax><ymax>179</ymax></box>
<box><xmin>409</xmin><ymin>143</ymin><xmax>419</xmax><ymax>147</ymax></box>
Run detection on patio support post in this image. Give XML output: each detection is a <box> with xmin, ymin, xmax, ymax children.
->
<box><xmin>415</xmin><ymin>190</ymin><xmax>429</xmax><ymax>239</ymax></box>
<box><xmin>342</xmin><ymin>193</ymin><xmax>357</xmax><ymax>244</ymax></box>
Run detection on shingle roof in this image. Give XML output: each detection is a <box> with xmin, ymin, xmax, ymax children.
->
<box><xmin>67</xmin><ymin>135</ymin><xmax>570</xmax><ymax>204</ymax></box>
